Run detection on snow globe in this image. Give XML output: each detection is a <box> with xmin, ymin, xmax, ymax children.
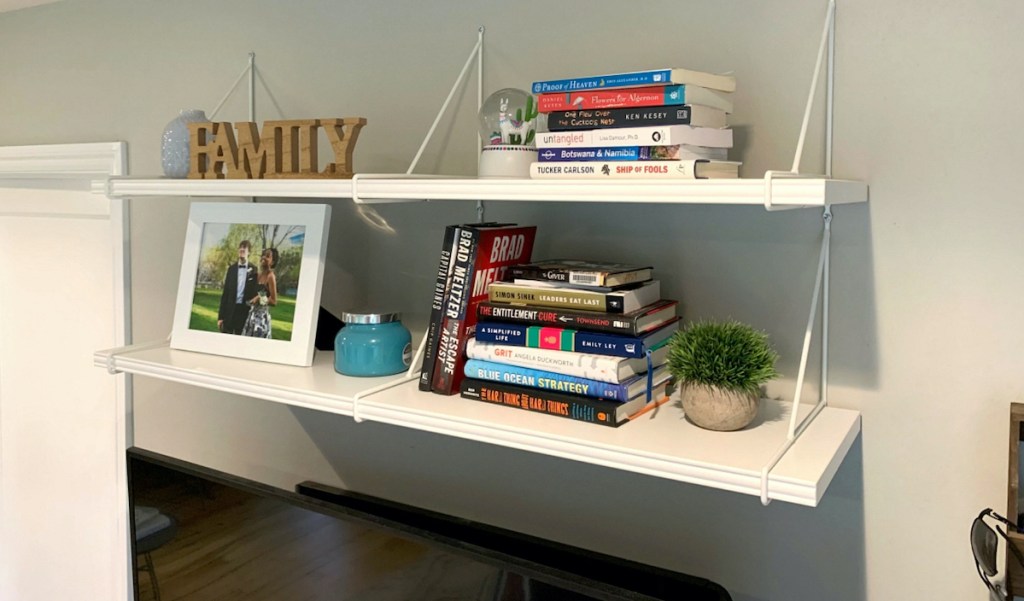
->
<box><xmin>477</xmin><ymin>88</ymin><xmax>539</xmax><ymax>178</ymax></box>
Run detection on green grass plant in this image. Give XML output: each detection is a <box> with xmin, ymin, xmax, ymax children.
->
<box><xmin>667</xmin><ymin>320</ymin><xmax>779</xmax><ymax>395</ymax></box>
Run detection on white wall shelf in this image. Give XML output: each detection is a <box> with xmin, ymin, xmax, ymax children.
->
<box><xmin>93</xmin><ymin>3</ymin><xmax>868</xmax><ymax>510</ymax></box>
<box><xmin>91</xmin><ymin>175</ymin><xmax>867</xmax><ymax>208</ymax></box>
<box><xmin>96</xmin><ymin>341</ymin><xmax>861</xmax><ymax>507</ymax></box>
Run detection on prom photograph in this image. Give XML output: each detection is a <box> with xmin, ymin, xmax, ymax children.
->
<box><xmin>188</xmin><ymin>222</ymin><xmax>306</xmax><ymax>342</ymax></box>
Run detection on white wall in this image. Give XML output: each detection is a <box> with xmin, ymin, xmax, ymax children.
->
<box><xmin>3</xmin><ymin>1</ymin><xmax>1022</xmax><ymax>599</ymax></box>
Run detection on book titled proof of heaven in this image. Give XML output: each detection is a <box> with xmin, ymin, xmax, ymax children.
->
<box><xmin>531</xmin><ymin>67</ymin><xmax>736</xmax><ymax>94</ymax></box>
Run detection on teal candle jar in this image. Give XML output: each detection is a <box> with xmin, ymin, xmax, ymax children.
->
<box><xmin>334</xmin><ymin>312</ymin><xmax>412</xmax><ymax>377</ymax></box>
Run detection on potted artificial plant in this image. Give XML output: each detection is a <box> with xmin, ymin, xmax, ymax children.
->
<box><xmin>667</xmin><ymin>320</ymin><xmax>779</xmax><ymax>431</ymax></box>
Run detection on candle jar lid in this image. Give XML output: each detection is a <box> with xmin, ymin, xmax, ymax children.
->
<box><xmin>341</xmin><ymin>311</ymin><xmax>401</xmax><ymax>325</ymax></box>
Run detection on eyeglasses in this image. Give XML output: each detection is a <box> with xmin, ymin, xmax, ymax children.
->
<box><xmin>972</xmin><ymin>508</ymin><xmax>1024</xmax><ymax>598</ymax></box>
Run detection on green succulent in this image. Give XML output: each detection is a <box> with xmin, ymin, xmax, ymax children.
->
<box><xmin>667</xmin><ymin>320</ymin><xmax>779</xmax><ymax>395</ymax></box>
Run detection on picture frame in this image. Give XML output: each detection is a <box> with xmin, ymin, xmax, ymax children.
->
<box><xmin>170</xmin><ymin>202</ymin><xmax>331</xmax><ymax>366</ymax></box>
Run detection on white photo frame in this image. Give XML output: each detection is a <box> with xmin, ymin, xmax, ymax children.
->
<box><xmin>170</xmin><ymin>202</ymin><xmax>331</xmax><ymax>366</ymax></box>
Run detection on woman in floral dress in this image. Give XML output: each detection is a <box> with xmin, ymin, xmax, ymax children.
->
<box><xmin>242</xmin><ymin>248</ymin><xmax>278</xmax><ymax>338</ymax></box>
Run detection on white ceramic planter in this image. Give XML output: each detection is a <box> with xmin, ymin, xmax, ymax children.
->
<box><xmin>478</xmin><ymin>145</ymin><xmax>537</xmax><ymax>178</ymax></box>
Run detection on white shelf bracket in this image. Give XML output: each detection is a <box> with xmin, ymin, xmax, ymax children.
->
<box><xmin>248</xmin><ymin>52</ymin><xmax>256</xmax><ymax>122</ymax></box>
<box><xmin>763</xmin><ymin>0</ymin><xmax>835</xmax><ymax>214</ymax></box>
<box><xmin>209</xmin><ymin>54</ymin><xmax>254</xmax><ymax>122</ymax></box>
<box><xmin>762</xmin><ymin>3</ymin><xmax>835</xmax><ymax>212</ymax></box>
<box><xmin>407</xmin><ymin>28</ymin><xmax>484</xmax><ymax>177</ymax></box>
<box><xmin>350</xmin><ymin>330</ymin><xmax>430</xmax><ymax>423</ymax></box>
<box><xmin>758</xmin><ymin>206</ymin><xmax>833</xmax><ymax>505</ymax></box>
<box><xmin>351</xmin><ymin>172</ymin><xmax>364</xmax><ymax>205</ymax></box>
<box><xmin>100</xmin><ymin>336</ymin><xmax>173</xmax><ymax>376</ymax></box>
<box><xmin>351</xmin><ymin>375</ymin><xmax>414</xmax><ymax>423</ymax></box>
<box><xmin>788</xmin><ymin>0</ymin><xmax>835</xmax><ymax>177</ymax></box>
<box><xmin>476</xmin><ymin>26</ymin><xmax>486</xmax><ymax>224</ymax></box>
<box><xmin>208</xmin><ymin>53</ymin><xmax>285</xmax><ymax>124</ymax></box>
<box><xmin>206</xmin><ymin>52</ymin><xmax>284</xmax><ymax>202</ymax></box>
<box><xmin>406</xmin><ymin>329</ymin><xmax>431</xmax><ymax>381</ymax></box>
<box><xmin>351</xmin><ymin>172</ymin><xmax>451</xmax><ymax>206</ymax></box>
<box><xmin>757</xmin><ymin>0</ymin><xmax>838</xmax><ymax>504</ymax></box>
<box><xmin>762</xmin><ymin>170</ymin><xmax>819</xmax><ymax>211</ymax></box>
<box><xmin>106</xmin><ymin>354</ymin><xmax>119</xmax><ymax>376</ymax></box>
<box><xmin>405</xmin><ymin>28</ymin><xmax>487</xmax><ymax>223</ymax></box>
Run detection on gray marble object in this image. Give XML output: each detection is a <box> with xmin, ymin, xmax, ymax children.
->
<box><xmin>161</xmin><ymin>109</ymin><xmax>208</xmax><ymax>178</ymax></box>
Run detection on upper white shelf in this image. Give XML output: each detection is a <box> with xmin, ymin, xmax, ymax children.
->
<box><xmin>96</xmin><ymin>341</ymin><xmax>861</xmax><ymax>507</ymax></box>
<box><xmin>91</xmin><ymin>175</ymin><xmax>867</xmax><ymax>208</ymax></box>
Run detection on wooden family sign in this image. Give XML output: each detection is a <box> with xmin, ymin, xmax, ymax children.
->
<box><xmin>187</xmin><ymin>118</ymin><xmax>366</xmax><ymax>179</ymax></box>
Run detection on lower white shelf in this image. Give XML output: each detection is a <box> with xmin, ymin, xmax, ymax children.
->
<box><xmin>95</xmin><ymin>342</ymin><xmax>861</xmax><ymax>507</ymax></box>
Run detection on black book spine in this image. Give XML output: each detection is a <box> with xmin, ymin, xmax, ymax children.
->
<box><xmin>545</xmin><ymin>106</ymin><xmax>693</xmax><ymax>131</ymax></box>
<box><xmin>419</xmin><ymin>225</ymin><xmax>459</xmax><ymax>391</ymax></box>
<box><xmin>432</xmin><ymin>227</ymin><xmax>481</xmax><ymax>395</ymax></box>
<box><xmin>459</xmin><ymin>379</ymin><xmax>624</xmax><ymax>427</ymax></box>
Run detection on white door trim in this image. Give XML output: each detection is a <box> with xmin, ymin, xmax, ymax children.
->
<box><xmin>0</xmin><ymin>141</ymin><xmax>130</xmax><ymax>601</ymax></box>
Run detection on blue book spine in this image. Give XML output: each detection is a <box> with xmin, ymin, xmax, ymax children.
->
<box><xmin>475</xmin><ymin>322</ymin><xmax>529</xmax><ymax>346</ymax></box>
<box><xmin>573</xmin><ymin>331</ymin><xmax>647</xmax><ymax>358</ymax></box>
<box><xmin>532</xmin><ymin>70</ymin><xmax>673</xmax><ymax>94</ymax></box>
<box><xmin>537</xmin><ymin>147</ymin><xmax>642</xmax><ymax>162</ymax></box>
<box><xmin>463</xmin><ymin>359</ymin><xmax>631</xmax><ymax>402</ymax></box>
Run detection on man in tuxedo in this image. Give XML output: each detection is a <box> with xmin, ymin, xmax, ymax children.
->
<box><xmin>218</xmin><ymin>240</ymin><xmax>258</xmax><ymax>334</ymax></box>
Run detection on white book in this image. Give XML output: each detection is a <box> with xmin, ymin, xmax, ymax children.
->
<box><xmin>465</xmin><ymin>338</ymin><xmax>670</xmax><ymax>383</ymax></box>
<box><xmin>530</xmin><ymin>160</ymin><xmax>741</xmax><ymax>180</ymax></box>
<box><xmin>537</xmin><ymin>125</ymin><xmax>733</xmax><ymax>149</ymax></box>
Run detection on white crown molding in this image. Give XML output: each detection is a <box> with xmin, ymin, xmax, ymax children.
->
<box><xmin>0</xmin><ymin>142</ymin><xmax>126</xmax><ymax>178</ymax></box>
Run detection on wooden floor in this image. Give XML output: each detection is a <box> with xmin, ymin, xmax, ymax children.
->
<box><xmin>133</xmin><ymin>475</ymin><xmax>502</xmax><ymax>601</ymax></box>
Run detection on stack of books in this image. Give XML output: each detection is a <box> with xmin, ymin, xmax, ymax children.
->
<box><xmin>528</xmin><ymin>67</ymin><xmax>739</xmax><ymax>180</ymax></box>
<box><xmin>459</xmin><ymin>260</ymin><xmax>680</xmax><ymax>428</ymax></box>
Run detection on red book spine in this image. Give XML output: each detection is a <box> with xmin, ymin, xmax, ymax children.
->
<box><xmin>537</xmin><ymin>86</ymin><xmax>679</xmax><ymax>113</ymax></box>
<box><xmin>431</xmin><ymin>225</ymin><xmax>537</xmax><ymax>395</ymax></box>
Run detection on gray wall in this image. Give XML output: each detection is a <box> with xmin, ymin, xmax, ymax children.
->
<box><xmin>3</xmin><ymin>1</ymin><xmax>1022</xmax><ymax>599</ymax></box>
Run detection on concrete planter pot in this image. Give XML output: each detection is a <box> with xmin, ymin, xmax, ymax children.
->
<box><xmin>681</xmin><ymin>384</ymin><xmax>760</xmax><ymax>431</ymax></box>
